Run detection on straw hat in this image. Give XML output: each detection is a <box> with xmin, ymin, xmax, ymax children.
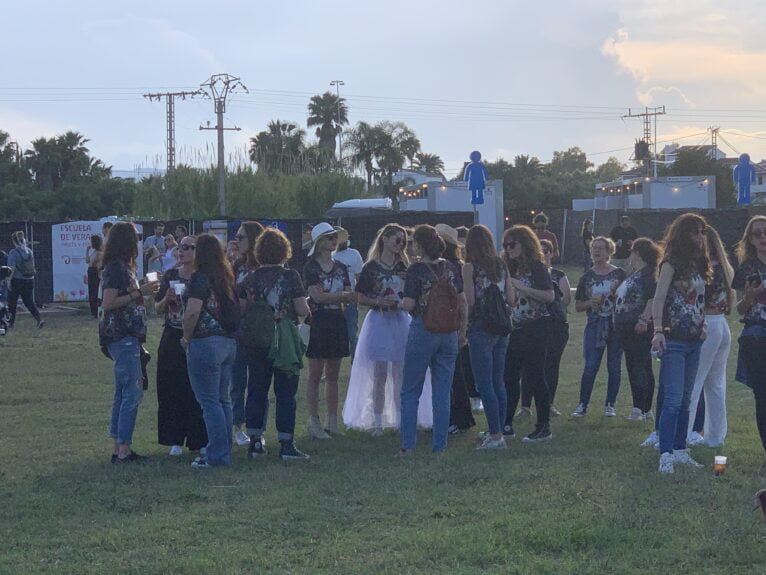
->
<box><xmin>435</xmin><ymin>223</ymin><xmax>463</xmax><ymax>247</ymax></box>
<box><xmin>306</xmin><ymin>222</ymin><xmax>348</xmax><ymax>256</ymax></box>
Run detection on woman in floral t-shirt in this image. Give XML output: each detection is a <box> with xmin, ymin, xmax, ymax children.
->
<box><xmin>651</xmin><ymin>213</ymin><xmax>710</xmax><ymax>474</ymax></box>
<box><xmin>572</xmin><ymin>237</ymin><xmax>625</xmax><ymax>418</ymax></box>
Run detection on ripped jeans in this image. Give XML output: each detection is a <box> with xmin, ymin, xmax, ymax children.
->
<box><xmin>107</xmin><ymin>336</ymin><xmax>145</xmax><ymax>445</ymax></box>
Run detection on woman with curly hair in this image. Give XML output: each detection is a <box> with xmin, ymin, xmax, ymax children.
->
<box><xmin>651</xmin><ymin>213</ymin><xmax>711</xmax><ymax>474</ymax></box>
<box><xmin>99</xmin><ymin>222</ymin><xmax>160</xmax><ymax>463</ymax></box>
<box><xmin>502</xmin><ymin>225</ymin><xmax>555</xmax><ymax>442</ymax></box>
<box><xmin>182</xmin><ymin>234</ymin><xmax>240</xmax><ymax>468</ymax></box>
<box><xmin>732</xmin><ymin>215</ymin><xmax>766</xmax><ymax>470</ymax></box>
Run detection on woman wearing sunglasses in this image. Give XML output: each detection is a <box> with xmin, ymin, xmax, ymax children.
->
<box><xmin>502</xmin><ymin>226</ymin><xmax>555</xmax><ymax>442</ymax></box>
<box><xmin>651</xmin><ymin>213</ymin><xmax>710</xmax><ymax>474</ymax></box>
<box><xmin>304</xmin><ymin>223</ymin><xmax>355</xmax><ymax>439</ymax></box>
<box><xmin>732</xmin><ymin>215</ymin><xmax>766</xmax><ymax>472</ymax></box>
<box><xmin>154</xmin><ymin>235</ymin><xmax>207</xmax><ymax>456</ymax></box>
<box><xmin>343</xmin><ymin>224</ymin><xmax>429</xmax><ymax>435</ymax></box>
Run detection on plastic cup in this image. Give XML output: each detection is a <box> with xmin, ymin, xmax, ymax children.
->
<box><xmin>173</xmin><ymin>282</ymin><xmax>186</xmax><ymax>297</ymax></box>
<box><xmin>714</xmin><ymin>455</ymin><xmax>727</xmax><ymax>476</ymax></box>
<box><xmin>146</xmin><ymin>272</ymin><xmax>159</xmax><ymax>282</ymax></box>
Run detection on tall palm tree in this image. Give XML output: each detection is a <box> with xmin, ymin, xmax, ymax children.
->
<box><xmin>344</xmin><ymin>121</ymin><xmax>387</xmax><ymax>189</ymax></box>
<box><xmin>249</xmin><ymin>120</ymin><xmax>306</xmax><ymax>175</ymax></box>
<box><xmin>413</xmin><ymin>152</ymin><xmax>445</xmax><ymax>176</ymax></box>
<box><xmin>513</xmin><ymin>154</ymin><xmax>543</xmax><ymax>178</ymax></box>
<box><xmin>307</xmin><ymin>91</ymin><xmax>348</xmax><ymax>155</ymax></box>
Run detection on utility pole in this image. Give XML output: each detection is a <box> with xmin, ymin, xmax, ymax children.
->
<box><xmin>330</xmin><ymin>80</ymin><xmax>345</xmax><ymax>165</ymax></box>
<box><xmin>710</xmin><ymin>126</ymin><xmax>720</xmax><ymax>160</ymax></box>
<box><xmin>623</xmin><ymin>106</ymin><xmax>666</xmax><ymax>178</ymax></box>
<box><xmin>8</xmin><ymin>140</ymin><xmax>21</xmax><ymax>166</ymax></box>
<box><xmin>199</xmin><ymin>73</ymin><xmax>248</xmax><ymax>217</ymax></box>
<box><xmin>143</xmin><ymin>90</ymin><xmax>203</xmax><ymax>173</ymax></box>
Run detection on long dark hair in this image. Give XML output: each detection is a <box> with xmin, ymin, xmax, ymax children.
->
<box><xmin>236</xmin><ymin>221</ymin><xmax>265</xmax><ymax>271</ymax></box>
<box><xmin>630</xmin><ymin>237</ymin><xmax>660</xmax><ymax>279</ymax></box>
<box><xmin>465</xmin><ymin>224</ymin><xmax>504</xmax><ymax>282</ymax></box>
<box><xmin>661</xmin><ymin>213</ymin><xmax>711</xmax><ymax>282</ymax></box>
<box><xmin>102</xmin><ymin>222</ymin><xmax>138</xmax><ymax>270</ymax></box>
<box><xmin>412</xmin><ymin>224</ymin><xmax>445</xmax><ymax>260</ymax></box>
<box><xmin>502</xmin><ymin>225</ymin><xmax>544</xmax><ymax>275</ymax></box>
<box><xmin>195</xmin><ymin>234</ymin><xmax>236</xmax><ymax>300</ymax></box>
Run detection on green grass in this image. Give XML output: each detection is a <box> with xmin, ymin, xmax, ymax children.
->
<box><xmin>2</xmin><ymin>288</ymin><xmax>766</xmax><ymax>574</ymax></box>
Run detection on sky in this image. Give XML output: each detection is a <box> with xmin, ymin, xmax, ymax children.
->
<box><xmin>3</xmin><ymin>0</ymin><xmax>766</xmax><ymax>180</ymax></box>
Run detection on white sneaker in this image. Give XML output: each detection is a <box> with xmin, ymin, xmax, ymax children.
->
<box><xmin>169</xmin><ymin>445</ymin><xmax>183</xmax><ymax>456</ymax></box>
<box><xmin>626</xmin><ymin>407</ymin><xmax>645</xmax><ymax>421</ymax></box>
<box><xmin>235</xmin><ymin>430</ymin><xmax>250</xmax><ymax>446</ymax></box>
<box><xmin>687</xmin><ymin>431</ymin><xmax>704</xmax><ymax>446</ymax></box>
<box><xmin>659</xmin><ymin>451</ymin><xmax>674</xmax><ymax>474</ymax></box>
<box><xmin>550</xmin><ymin>406</ymin><xmax>561</xmax><ymax>417</ymax></box>
<box><xmin>470</xmin><ymin>398</ymin><xmax>484</xmax><ymax>412</ymax></box>
<box><xmin>644</xmin><ymin>410</ymin><xmax>654</xmax><ymax>421</ymax></box>
<box><xmin>371</xmin><ymin>426</ymin><xmax>383</xmax><ymax>437</ymax></box>
<box><xmin>477</xmin><ymin>436</ymin><xmax>507</xmax><ymax>450</ymax></box>
<box><xmin>515</xmin><ymin>407</ymin><xmax>532</xmax><ymax>419</ymax></box>
<box><xmin>674</xmin><ymin>448</ymin><xmax>703</xmax><ymax>468</ymax></box>
<box><xmin>604</xmin><ymin>404</ymin><xmax>617</xmax><ymax>417</ymax></box>
<box><xmin>571</xmin><ymin>403</ymin><xmax>587</xmax><ymax>417</ymax></box>
<box><xmin>641</xmin><ymin>431</ymin><xmax>658</xmax><ymax>447</ymax></box>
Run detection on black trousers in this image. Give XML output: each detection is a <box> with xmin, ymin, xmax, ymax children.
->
<box><xmin>739</xmin><ymin>336</ymin><xmax>766</xmax><ymax>454</ymax></box>
<box><xmin>8</xmin><ymin>278</ymin><xmax>40</xmax><ymax>324</ymax></box>
<box><xmin>449</xmin><ymin>344</ymin><xmax>476</xmax><ymax>430</ymax></box>
<box><xmin>87</xmin><ymin>267</ymin><xmax>100</xmax><ymax>318</ymax></box>
<box><xmin>618</xmin><ymin>327</ymin><xmax>655</xmax><ymax>414</ymax></box>
<box><xmin>156</xmin><ymin>327</ymin><xmax>207</xmax><ymax>450</ymax></box>
<box><xmin>522</xmin><ymin>321</ymin><xmax>568</xmax><ymax>407</ymax></box>
<box><xmin>506</xmin><ymin>319</ymin><xmax>551</xmax><ymax>428</ymax></box>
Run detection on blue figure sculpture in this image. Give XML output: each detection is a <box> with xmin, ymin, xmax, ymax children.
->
<box><xmin>464</xmin><ymin>150</ymin><xmax>488</xmax><ymax>205</ymax></box>
<box><xmin>734</xmin><ymin>153</ymin><xmax>756</xmax><ymax>205</ymax></box>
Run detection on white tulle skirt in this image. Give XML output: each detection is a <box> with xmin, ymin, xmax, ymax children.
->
<box><xmin>342</xmin><ymin>309</ymin><xmax>433</xmax><ymax>430</ymax></box>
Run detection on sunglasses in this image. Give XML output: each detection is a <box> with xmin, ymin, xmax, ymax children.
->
<box><xmin>503</xmin><ymin>240</ymin><xmax>517</xmax><ymax>250</ymax></box>
<box><xmin>179</xmin><ymin>244</ymin><xmax>196</xmax><ymax>251</ymax></box>
<box><xmin>752</xmin><ymin>229</ymin><xmax>766</xmax><ymax>238</ymax></box>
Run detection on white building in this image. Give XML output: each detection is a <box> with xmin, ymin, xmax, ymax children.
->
<box><xmin>572</xmin><ymin>175</ymin><xmax>716</xmax><ymax>211</ymax></box>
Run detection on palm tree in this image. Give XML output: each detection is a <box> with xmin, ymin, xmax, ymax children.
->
<box><xmin>307</xmin><ymin>91</ymin><xmax>348</xmax><ymax>155</ymax></box>
<box><xmin>513</xmin><ymin>154</ymin><xmax>543</xmax><ymax>178</ymax></box>
<box><xmin>413</xmin><ymin>152</ymin><xmax>445</xmax><ymax>176</ymax></box>
<box><xmin>344</xmin><ymin>121</ymin><xmax>387</xmax><ymax>189</ymax></box>
<box><xmin>249</xmin><ymin>120</ymin><xmax>306</xmax><ymax>175</ymax></box>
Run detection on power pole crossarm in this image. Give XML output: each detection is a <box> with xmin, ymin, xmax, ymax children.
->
<box><xmin>622</xmin><ymin>105</ymin><xmax>666</xmax><ymax>178</ymax></box>
<box><xmin>143</xmin><ymin>89</ymin><xmax>204</xmax><ymax>173</ymax></box>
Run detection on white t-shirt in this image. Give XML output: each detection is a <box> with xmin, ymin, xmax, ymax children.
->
<box><xmin>333</xmin><ymin>247</ymin><xmax>364</xmax><ymax>291</ymax></box>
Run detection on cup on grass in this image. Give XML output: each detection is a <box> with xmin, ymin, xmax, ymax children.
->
<box><xmin>714</xmin><ymin>455</ymin><xmax>727</xmax><ymax>476</ymax></box>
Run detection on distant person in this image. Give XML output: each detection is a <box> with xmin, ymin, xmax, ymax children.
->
<box><xmin>145</xmin><ymin>246</ymin><xmax>163</xmax><ymax>274</ymax></box>
<box><xmin>144</xmin><ymin>223</ymin><xmax>166</xmax><ymax>257</ymax></box>
<box><xmin>174</xmin><ymin>224</ymin><xmax>188</xmax><ymax>243</ymax></box>
<box><xmin>7</xmin><ymin>231</ymin><xmax>44</xmax><ymax>329</ymax></box>
<box><xmin>102</xmin><ymin>222</ymin><xmax>113</xmax><ymax>238</ymax></box>
<box><xmin>581</xmin><ymin>218</ymin><xmax>594</xmax><ymax>271</ymax></box>
<box><xmin>99</xmin><ymin>222</ymin><xmax>160</xmax><ymax>463</ymax></box>
<box><xmin>86</xmin><ymin>234</ymin><xmax>104</xmax><ymax>318</ymax></box>
<box><xmin>334</xmin><ymin>235</ymin><xmax>365</xmax><ymax>358</ymax></box>
<box><xmin>161</xmin><ymin>235</ymin><xmax>178</xmax><ymax>272</ymax></box>
<box><xmin>610</xmin><ymin>215</ymin><xmax>638</xmax><ymax>269</ymax></box>
<box><xmin>533</xmin><ymin>213</ymin><xmax>560</xmax><ymax>261</ymax></box>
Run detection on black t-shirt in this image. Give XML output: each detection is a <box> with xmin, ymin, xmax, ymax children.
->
<box><xmin>469</xmin><ymin>262</ymin><xmax>508</xmax><ymax>322</ymax></box>
<box><xmin>99</xmin><ymin>261</ymin><xmax>147</xmax><ymax>345</ymax></box>
<box><xmin>356</xmin><ymin>260</ymin><xmax>408</xmax><ymax>304</ymax></box>
<box><xmin>547</xmin><ymin>267</ymin><xmax>569</xmax><ymax>324</ymax></box>
<box><xmin>403</xmin><ymin>260</ymin><xmax>463</xmax><ymax>318</ymax></box>
<box><xmin>575</xmin><ymin>267</ymin><xmax>626</xmax><ymax>319</ymax></box>
<box><xmin>185</xmin><ymin>271</ymin><xmax>232</xmax><ymax>339</ymax></box>
<box><xmin>155</xmin><ymin>268</ymin><xmax>190</xmax><ymax>330</ymax></box>
<box><xmin>732</xmin><ymin>258</ymin><xmax>766</xmax><ymax>328</ymax></box>
<box><xmin>303</xmin><ymin>258</ymin><xmax>351</xmax><ymax>313</ymax></box>
<box><xmin>238</xmin><ymin>266</ymin><xmax>306</xmax><ymax>322</ymax></box>
<box><xmin>614</xmin><ymin>267</ymin><xmax>656</xmax><ymax>328</ymax></box>
<box><xmin>609</xmin><ymin>225</ymin><xmax>638</xmax><ymax>259</ymax></box>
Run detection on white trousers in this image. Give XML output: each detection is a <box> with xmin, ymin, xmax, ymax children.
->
<box><xmin>687</xmin><ymin>314</ymin><xmax>730</xmax><ymax>446</ymax></box>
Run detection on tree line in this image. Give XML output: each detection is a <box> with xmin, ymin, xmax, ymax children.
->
<box><xmin>0</xmin><ymin>91</ymin><xmax>737</xmax><ymax>221</ymax></box>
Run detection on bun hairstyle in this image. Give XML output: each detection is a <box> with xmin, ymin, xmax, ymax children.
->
<box><xmin>11</xmin><ymin>231</ymin><xmax>25</xmax><ymax>247</ymax></box>
<box><xmin>412</xmin><ymin>224</ymin><xmax>446</xmax><ymax>260</ymax></box>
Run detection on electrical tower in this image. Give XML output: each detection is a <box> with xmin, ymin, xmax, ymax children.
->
<box><xmin>143</xmin><ymin>90</ymin><xmax>204</xmax><ymax>173</ymax></box>
<box><xmin>199</xmin><ymin>73</ymin><xmax>248</xmax><ymax>216</ymax></box>
<box><xmin>623</xmin><ymin>106</ymin><xmax>666</xmax><ymax>177</ymax></box>
<box><xmin>710</xmin><ymin>126</ymin><xmax>720</xmax><ymax>160</ymax></box>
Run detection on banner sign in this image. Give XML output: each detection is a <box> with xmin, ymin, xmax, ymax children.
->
<box><xmin>52</xmin><ymin>221</ymin><xmax>143</xmax><ymax>302</ymax></box>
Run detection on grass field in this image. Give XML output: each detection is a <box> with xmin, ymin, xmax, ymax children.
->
<box><xmin>2</xmin><ymin>276</ymin><xmax>766</xmax><ymax>574</ymax></box>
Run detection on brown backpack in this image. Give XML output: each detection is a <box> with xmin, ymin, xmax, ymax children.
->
<box><xmin>422</xmin><ymin>263</ymin><xmax>462</xmax><ymax>333</ymax></box>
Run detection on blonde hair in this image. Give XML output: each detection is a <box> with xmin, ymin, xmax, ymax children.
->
<box><xmin>736</xmin><ymin>215</ymin><xmax>766</xmax><ymax>264</ymax></box>
<box><xmin>367</xmin><ymin>224</ymin><xmax>409</xmax><ymax>266</ymax></box>
<box><xmin>590</xmin><ymin>236</ymin><xmax>615</xmax><ymax>257</ymax></box>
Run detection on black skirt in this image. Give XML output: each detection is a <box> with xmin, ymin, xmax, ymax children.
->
<box><xmin>306</xmin><ymin>308</ymin><xmax>349</xmax><ymax>359</ymax></box>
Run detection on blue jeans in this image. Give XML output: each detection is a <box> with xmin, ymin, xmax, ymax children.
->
<box><xmin>231</xmin><ymin>340</ymin><xmax>248</xmax><ymax>427</ymax></box>
<box><xmin>108</xmin><ymin>336</ymin><xmax>144</xmax><ymax>445</ymax></box>
<box><xmin>401</xmin><ymin>318</ymin><xmax>458</xmax><ymax>452</ymax></box>
<box><xmin>657</xmin><ymin>339</ymin><xmax>702</xmax><ymax>454</ymax></box>
<box><xmin>187</xmin><ymin>336</ymin><xmax>237</xmax><ymax>466</ymax></box>
<box><xmin>244</xmin><ymin>347</ymin><xmax>299</xmax><ymax>441</ymax></box>
<box><xmin>468</xmin><ymin>324</ymin><xmax>509</xmax><ymax>435</ymax></box>
<box><xmin>578</xmin><ymin>318</ymin><xmax>623</xmax><ymax>407</ymax></box>
<box><xmin>344</xmin><ymin>303</ymin><xmax>359</xmax><ymax>358</ymax></box>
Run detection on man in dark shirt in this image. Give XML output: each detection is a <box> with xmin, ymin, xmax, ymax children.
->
<box><xmin>609</xmin><ymin>215</ymin><xmax>638</xmax><ymax>269</ymax></box>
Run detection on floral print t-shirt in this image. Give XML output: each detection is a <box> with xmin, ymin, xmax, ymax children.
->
<box><xmin>661</xmin><ymin>262</ymin><xmax>706</xmax><ymax>341</ymax></box>
<box><xmin>614</xmin><ymin>267</ymin><xmax>656</xmax><ymax>328</ymax></box>
<box><xmin>510</xmin><ymin>260</ymin><xmax>552</xmax><ymax>327</ymax></box>
<box><xmin>99</xmin><ymin>261</ymin><xmax>147</xmax><ymax>346</ymax></box>
<box><xmin>732</xmin><ymin>258</ymin><xmax>766</xmax><ymax>328</ymax></box>
<box><xmin>154</xmin><ymin>268</ymin><xmax>190</xmax><ymax>330</ymax></box>
<box><xmin>303</xmin><ymin>258</ymin><xmax>351</xmax><ymax>313</ymax></box>
<box><xmin>356</xmin><ymin>260</ymin><xmax>408</xmax><ymax>309</ymax></box>
<box><xmin>575</xmin><ymin>267</ymin><xmax>626</xmax><ymax>319</ymax></box>
<box><xmin>238</xmin><ymin>266</ymin><xmax>306</xmax><ymax>322</ymax></box>
<box><xmin>403</xmin><ymin>260</ymin><xmax>463</xmax><ymax>318</ymax></box>
<box><xmin>705</xmin><ymin>263</ymin><xmax>729</xmax><ymax>312</ymax></box>
<box><xmin>185</xmin><ymin>271</ymin><xmax>234</xmax><ymax>339</ymax></box>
